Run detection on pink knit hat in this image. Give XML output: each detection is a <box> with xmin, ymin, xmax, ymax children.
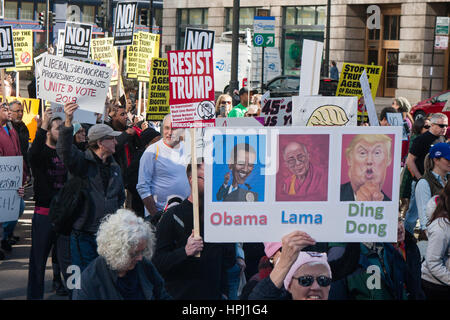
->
<box><xmin>264</xmin><ymin>242</ymin><xmax>282</xmax><ymax>258</ymax></box>
<box><xmin>284</xmin><ymin>252</ymin><xmax>331</xmax><ymax>290</ymax></box>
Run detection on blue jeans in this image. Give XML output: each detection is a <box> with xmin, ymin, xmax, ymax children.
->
<box><xmin>404</xmin><ymin>180</ymin><xmax>418</xmax><ymax>234</ymax></box>
<box><xmin>227</xmin><ymin>264</ymin><xmax>241</xmax><ymax>300</ymax></box>
<box><xmin>70</xmin><ymin>231</ymin><xmax>98</xmax><ymax>272</ymax></box>
<box><xmin>2</xmin><ymin>198</ymin><xmax>25</xmax><ymax>240</ymax></box>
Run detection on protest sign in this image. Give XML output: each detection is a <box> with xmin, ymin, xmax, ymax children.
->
<box><xmin>360</xmin><ymin>70</ymin><xmax>379</xmax><ymax>126</ymax></box>
<box><xmin>299</xmin><ymin>39</ymin><xmax>323</xmax><ymax>96</ymax></box>
<box><xmin>51</xmin><ymin>102</ymin><xmax>99</xmax><ymax>125</ymax></box>
<box><xmin>63</xmin><ymin>22</ymin><xmax>93</xmax><ymax>59</ymax></box>
<box><xmin>203</xmin><ymin>126</ymin><xmax>402</xmax><ymax>242</ymax></box>
<box><xmin>168</xmin><ymin>49</ymin><xmax>215</xmax><ymax>128</ymax></box>
<box><xmin>292</xmin><ymin>96</ymin><xmax>357</xmax><ymax>126</ymax></box>
<box><xmin>184</xmin><ymin>28</ymin><xmax>215</xmax><ymax>50</ymax></box>
<box><xmin>0</xmin><ymin>26</ymin><xmax>15</xmax><ymax>68</ymax></box>
<box><xmin>6</xmin><ymin>29</ymin><xmax>32</xmax><ymax>71</ymax></box>
<box><xmin>0</xmin><ymin>156</ymin><xmax>23</xmax><ymax>223</ymax></box>
<box><xmin>136</xmin><ymin>32</ymin><xmax>160</xmax><ymax>81</ymax></box>
<box><xmin>259</xmin><ymin>96</ymin><xmax>292</xmax><ymax>126</ymax></box>
<box><xmin>336</xmin><ymin>63</ymin><xmax>382</xmax><ymax>100</ymax></box>
<box><xmin>146</xmin><ymin>58</ymin><xmax>169</xmax><ymax>121</ymax></box>
<box><xmin>1</xmin><ymin>96</ymin><xmax>39</xmax><ymax>142</ymax></box>
<box><xmin>113</xmin><ymin>1</ymin><xmax>137</xmax><ymax>47</ymax></box>
<box><xmin>91</xmin><ymin>37</ymin><xmax>119</xmax><ymax>85</ymax></box>
<box><xmin>57</xmin><ymin>29</ymin><xmax>65</xmax><ymax>57</ymax></box>
<box><xmin>35</xmin><ymin>53</ymin><xmax>112</xmax><ymax>113</ymax></box>
<box><xmin>126</xmin><ymin>33</ymin><xmax>139</xmax><ymax>78</ymax></box>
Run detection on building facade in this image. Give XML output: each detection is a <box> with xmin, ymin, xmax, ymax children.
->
<box><xmin>162</xmin><ymin>0</ymin><xmax>450</xmax><ymax>104</ymax></box>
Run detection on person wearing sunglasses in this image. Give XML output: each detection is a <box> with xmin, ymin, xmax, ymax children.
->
<box><xmin>405</xmin><ymin>113</ymin><xmax>448</xmax><ymax>236</ymax></box>
<box><xmin>215</xmin><ymin>94</ymin><xmax>233</xmax><ymax>118</ymax></box>
<box><xmin>249</xmin><ymin>230</ymin><xmax>332</xmax><ymax>300</ymax></box>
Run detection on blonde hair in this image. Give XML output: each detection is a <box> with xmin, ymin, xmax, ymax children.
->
<box><xmin>346</xmin><ymin>134</ymin><xmax>392</xmax><ymax>162</ymax></box>
<box><xmin>96</xmin><ymin>209</ymin><xmax>155</xmax><ymax>272</ymax></box>
<box><xmin>215</xmin><ymin>94</ymin><xmax>232</xmax><ymax>115</ymax></box>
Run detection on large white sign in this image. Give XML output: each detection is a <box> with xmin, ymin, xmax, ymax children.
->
<box><xmin>299</xmin><ymin>39</ymin><xmax>323</xmax><ymax>96</ymax></box>
<box><xmin>204</xmin><ymin>126</ymin><xmax>402</xmax><ymax>243</ymax></box>
<box><xmin>292</xmin><ymin>96</ymin><xmax>357</xmax><ymax>126</ymax></box>
<box><xmin>35</xmin><ymin>53</ymin><xmax>112</xmax><ymax>113</ymax></box>
<box><xmin>0</xmin><ymin>156</ymin><xmax>23</xmax><ymax>223</ymax></box>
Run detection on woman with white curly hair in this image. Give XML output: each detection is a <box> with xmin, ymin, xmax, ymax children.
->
<box><xmin>72</xmin><ymin>209</ymin><xmax>172</xmax><ymax>300</ymax></box>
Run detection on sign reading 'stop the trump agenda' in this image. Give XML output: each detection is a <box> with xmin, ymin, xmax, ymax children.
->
<box><xmin>168</xmin><ymin>49</ymin><xmax>215</xmax><ymax>128</ymax></box>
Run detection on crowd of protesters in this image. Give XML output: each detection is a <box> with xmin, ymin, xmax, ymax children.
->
<box><xmin>0</xmin><ymin>74</ymin><xmax>449</xmax><ymax>301</ymax></box>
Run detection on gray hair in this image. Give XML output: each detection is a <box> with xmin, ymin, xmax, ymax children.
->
<box><xmin>96</xmin><ymin>209</ymin><xmax>155</xmax><ymax>272</ymax></box>
<box><xmin>430</xmin><ymin>113</ymin><xmax>448</xmax><ymax>123</ymax></box>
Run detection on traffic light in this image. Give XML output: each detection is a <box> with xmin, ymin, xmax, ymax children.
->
<box><xmin>99</xmin><ymin>0</ymin><xmax>107</xmax><ymax>17</ymax></box>
<box><xmin>49</xmin><ymin>11</ymin><xmax>56</xmax><ymax>26</ymax></box>
<box><xmin>140</xmin><ymin>9</ymin><xmax>148</xmax><ymax>26</ymax></box>
<box><xmin>39</xmin><ymin>11</ymin><xmax>46</xmax><ymax>26</ymax></box>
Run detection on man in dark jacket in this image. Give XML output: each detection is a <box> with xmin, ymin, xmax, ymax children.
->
<box><xmin>57</xmin><ymin>102</ymin><xmax>125</xmax><ymax>272</ymax></box>
<box><xmin>152</xmin><ymin>161</ymin><xmax>236</xmax><ymax>299</ymax></box>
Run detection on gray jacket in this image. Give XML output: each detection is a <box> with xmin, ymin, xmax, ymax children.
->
<box><xmin>421</xmin><ymin>218</ymin><xmax>450</xmax><ymax>286</ymax></box>
<box><xmin>56</xmin><ymin>124</ymin><xmax>125</xmax><ymax>234</ymax></box>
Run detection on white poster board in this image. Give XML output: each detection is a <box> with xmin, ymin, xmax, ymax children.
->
<box><xmin>299</xmin><ymin>39</ymin><xmax>323</xmax><ymax>96</ymax></box>
<box><xmin>203</xmin><ymin>126</ymin><xmax>402</xmax><ymax>242</ymax></box>
<box><xmin>292</xmin><ymin>96</ymin><xmax>357</xmax><ymax>126</ymax></box>
<box><xmin>360</xmin><ymin>70</ymin><xmax>379</xmax><ymax>126</ymax></box>
<box><xmin>35</xmin><ymin>53</ymin><xmax>112</xmax><ymax>113</ymax></box>
<box><xmin>0</xmin><ymin>156</ymin><xmax>23</xmax><ymax>223</ymax></box>
<box><xmin>51</xmin><ymin>103</ymin><xmax>100</xmax><ymax>125</ymax></box>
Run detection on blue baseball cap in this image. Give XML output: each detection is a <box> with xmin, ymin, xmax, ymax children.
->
<box><xmin>429</xmin><ymin>143</ymin><xmax>450</xmax><ymax>160</ymax></box>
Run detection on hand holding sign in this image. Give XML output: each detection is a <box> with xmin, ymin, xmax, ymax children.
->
<box><xmin>185</xmin><ymin>230</ymin><xmax>204</xmax><ymax>257</ymax></box>
<box><xmin>64</xmin><ymin>102</ymin><xmax>79</xmax><ymax>125</ymax></box>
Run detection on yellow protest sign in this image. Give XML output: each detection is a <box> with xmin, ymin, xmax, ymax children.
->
<box><xmin>336</xmin><ymin>63</ymin><xmax>382</xmax><ymax>123</ymax></box>
<box><xmin>336</xmin><ymin>63</ymin><xmax>382</xmax><ymax>100</ymax></box>
<box><xmin>6</xmin><ymin>30</ymin><xmax>33</xmax><ymax>71</ymax></box>
<box><xmin>126</xmin><ymin>33</ymin><xmax>139</xmax><ymax>78</ymax></box>
<box><xmin>146</xmin><ymin>58</ymin><xmax>169</xmax><ymax>121</ymax></box>
<box><xmin>2</xmin><ymin>96</ymin><xmax>40</xmax><ymax>142</ymax></box>
<box><xmin>136</xmin><ymin>32</ymin><xmax>160</xmax><ymax>82</ymax></box>
<box><xmin>90</xmin><ymin>37</ymin><xmax>119</xmax><ymax>86</ymax></box>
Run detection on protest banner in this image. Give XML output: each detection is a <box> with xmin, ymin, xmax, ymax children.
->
<box><xmin>6</xmin><ymin>29</ymin><xmax>32</xmax><ymax>72</ymax></box>
<box><xmin>113</xmin><ymin>1</ymin><xmax>137</xmax><ymax>47</ymax></box>
<box><xmin>51</xmin><ymin>102</ymin><xmax>100</xmax><ymax>125</ymax></box>
<box><xmin>0</xmin><ymin>156</ymin><xmax>23</xmax><ymax>223</ymax></box>
<box><xmin>292</xmin><ymin>96</ymin><xmax>357</xmax><ymax>126</ymax></box>
<box><xmin>203</xmin><ymin>126</ymin><xmax>402</xmax><ymax>242</ymax></box>
<box><xmin>91</xmin><ymin>37</ymin><xmax>119</xmax><ymax>86</ymax></box>
<box><xmin>0</xmin><ymin>25</ymin><xmax>15</xmax><ymax>69</ymax></box>
<box><xmin>1</xmin><ymin>95</ymin><xmax>39</xmax><ymax>142</ymax></box>
<box><xmin>136</xmin><ymin>32</ymin><xmax>160</xmax><ymax>81</ymax></box>
<box><xmin>126</xmin><ymin>33</ymin><xmax>139</xmax><ymax>78</ymax></box>
<box><xmin>299</xmin><ymin>39</ymin><xmax>323</xmax><ymax>96</ymax></box>
<box><xmin>168</xmin><ymin>49</ymin><xmax>216</xmax><ymax>128</ymax></box>
<box><xmin>35</xmin><ymin>53</ymin><xmax>112</xmax><ymax>113</ymax></box>
<box><xmin>63</xmin><ymin>22</ymin><xmax>93</xmax><ymax>59</ymax></box>
<box><xmin>184</xmin><ymin>28</ymin><xmax>215</xmax><ymax>50</ymax></box>
<box><xmin>146</xmin><ymin>58</ymin><xmax>169</xmax><ymax>121</ymax></box>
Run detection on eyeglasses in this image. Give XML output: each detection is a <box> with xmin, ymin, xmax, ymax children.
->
<box><xmin>246</xmin><ymin>113</ymin><xmax>258</xmax><ymax>117</ymax></box>
<box><xmin>423</xmin><ymin>125</ymin><xmax>430</xmax><ymax>129</ymax></box>
<box><xmin>292</xmin><ymin>275</ymin><xmax>332</xmax><ymax>287</ymax></box>
<box><xmin>221</xmin><ymin>101</ymin><xmax>232</xmax><ymax>105</ymax></box>
<box><xmin>286</xmin><ymin>154</ymin><xmax>308</xmax><ymax>167</ymax></box>
<box><xmin>432</xmin><ymin>123</ymin><xmax>448</xmax><ymax>128</ymax></box>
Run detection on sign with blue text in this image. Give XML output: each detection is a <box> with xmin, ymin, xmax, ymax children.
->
<box><xmin>253</xmin><ymin>16</ymin><xmax>275</xmax><ymax>47</ymax></box>
<box><xmin>204</xmin><ymin>126</ymin><xmax>402</xmax><ymax>242</ymax></box>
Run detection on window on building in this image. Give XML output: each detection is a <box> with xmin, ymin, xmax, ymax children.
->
<box><xmin>383</xmin><ymin>15</ymin><xmax>400</xmax><ymax>40</ymax></box>
<box><xmin>282</xmin><ymin>6</ymin><xmax>326</xmax><ymax>76</ymax></box>
<box><xmin>225</xmin><ymin>7</ymin><xmax>260</xmax><ymax>31</ymax></box>
<box><xmin>4</xmin><ymin>1</ymin><xmax>18</xmax><ymax>19</ymax></box>
<box><xmin>137</xmin><ymin>7</ymin><xmax>163</xmax><ymax>33</ymax></box>
<box><xmin>21</xmin><ymin>2</ymin><xmax>34</xmax><ymax>20</ymax></box>
<box><xmin>83</xmin><ymin>5</ymin><xmax>95</xmax><ymax>24</ymax></box>
<box><xmin>177</xmin><ymin>8</ymin><xmax>208</xmax><ymax>49</ymax></box>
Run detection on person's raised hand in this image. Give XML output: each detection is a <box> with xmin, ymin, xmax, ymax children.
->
<box><xmin>64</xmin><ymin>102</ymin><xmax>78</xmax><ymax>127</ymax></box>
<box><xmin>35</xmin><ymin>115</ymin><xmax>42</xmax><ymax>129</ymax></box>
<box><xmin>185</xmin><ymin>230</ymin><xmax>203</xmax><ymax>257</ymax></box>
<box><xmin>41</xmin><ymin>107</ymin><xmax>53</xmax><ymax>130</ymax></box>
<box><xmin>278</xmin><ymin>230</ymin><xmax>316</xmax><ymax>269</ymax></box>
<box><xmin>17</xmin><ymin>186</ymin><xmax>24</xmax><ymax>198</ymax></box>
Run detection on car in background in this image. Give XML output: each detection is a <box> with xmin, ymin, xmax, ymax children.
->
<box><xmin>262</xmin><ymin>75</ymin><xmax>338</xmax><ymax>97</ymax></box>
<box><xmin>409</xmin><ymin>90</ymin><xmax>450</xmax><ymax>120</ymax></box>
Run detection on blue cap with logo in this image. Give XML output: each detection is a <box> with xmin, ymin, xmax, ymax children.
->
<box><xmin>429</xmin><ymin>143</ymin><xmax>450</xmax><ymax>160</ymax></box>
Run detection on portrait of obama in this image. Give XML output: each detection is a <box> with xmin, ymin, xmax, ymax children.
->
<box><xmin>340</xmin><ymin>134</ymin><xmax>393</xmax><ymax>201</ymax></box>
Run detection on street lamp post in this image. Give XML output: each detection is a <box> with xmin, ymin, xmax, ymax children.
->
<box><xmin>229</xmin><ymin>0</ymin><xmax>240</xmax><ymax>98</ymax></box>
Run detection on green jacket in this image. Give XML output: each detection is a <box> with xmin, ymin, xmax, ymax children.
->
<box><xmin>227</xmin><ymin>104</ymin><xmax>247</xmax><ymax>118</ymax></box>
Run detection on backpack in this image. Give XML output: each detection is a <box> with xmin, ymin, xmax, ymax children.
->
<box><xmin>49</xmin><ymin>176</ymin><xmax>90</xmax><ymax>236</ymax></box>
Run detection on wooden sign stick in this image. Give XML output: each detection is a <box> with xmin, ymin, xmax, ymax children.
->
<box><xmin>138</xmin><ymin>81</ymin><xmax>143</xmax><ymax>115</ymax></box>
<box><xmin>190</xmin><ymin>127</ymin><xmax>201</xmax><ymax>258</ymax></box>
<box><xmin>16</xmin><ymin>72</ymin><xmax>20</xmax><ymax>97</ymax></box>
<box><xmin>116</xmin><ymin>47</ymin><xmax>124</xmax><ymax>103</ymax></box>
<box><xmin>0</xmin><ymin>69</ymin><xmax>6</xmax><ymax>102</ymax></box>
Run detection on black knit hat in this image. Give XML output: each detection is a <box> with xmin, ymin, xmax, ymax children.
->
<box><xmin>140</xmin><ymin>127</ymin><xmax>161</xmax><ymax>146</ymax></box>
